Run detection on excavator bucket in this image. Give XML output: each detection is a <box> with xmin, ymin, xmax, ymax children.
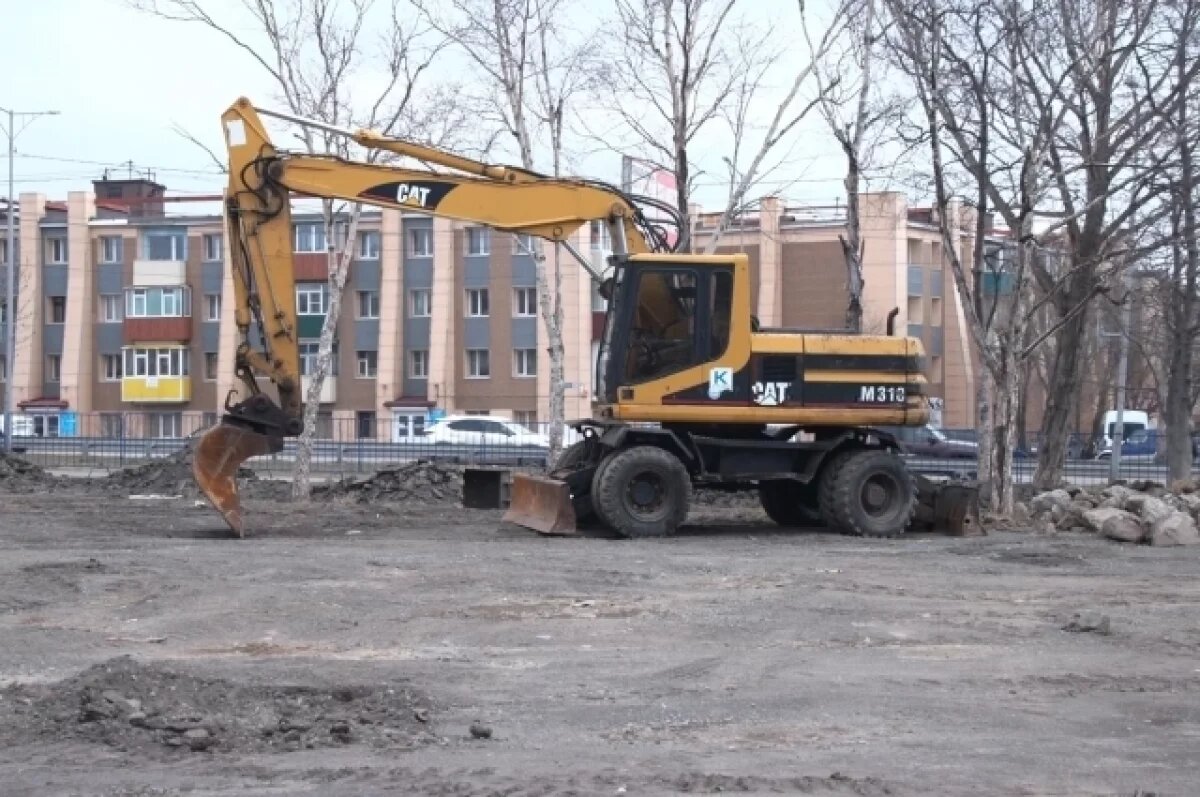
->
<box><xmin>502</xmin><ymin>472</ymin><xmax>577</xmax><ymax>535</ymax></box>
<box><xmin>192</xmin><ymin>421</ymin><xmax>283</xmax><ymax>538</ymax></box>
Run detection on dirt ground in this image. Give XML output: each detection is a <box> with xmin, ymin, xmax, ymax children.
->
<box><xmin>1</xmin><ymin>474</ymin><xmax>1199</xmax><ymax>795</ymax></box>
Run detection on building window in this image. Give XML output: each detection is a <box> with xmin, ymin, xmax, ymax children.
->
<box><xmin>356</xmin><ymin>410</ymin><xmax>377</xmax><ymax>439</ymax></box>
<box><xmin>99</xmin><ymin>236</ymin><xmax>123</xmax><ymax>264</ymax></box>
<box><xmin>122</xmin><ymin>346</ymin><xmax>190</xmax><ymax>377</ymax></box>
<box><xmin>204</xmin><ymin>352</ymin><xmax>218</xmax><ymax>381</ymax></box>
<box><xmin>409</xmin><ymin>227</ymin><xmax>432</xmax><ymax>257</ymax></box>
<box><xmin>513</xmin><ymin>287</ymin><xmax>537</xmax><ymax>317</ymax></box>
<box><xmin>48</xmin><ymin>295</ymin><xmax>66</xmax><ymax>323</ymax></box>
<box><xmin>202</xmin><ymin>233</ymin><xmax>223</xmax><ymax>261</ymax></box>
<box><xmin>358</xmin><ymin>231</ymin><xmax>380</xmax><ymax>260</ymax></box>
<box><xmin>295</xmin><ymin>222</ymin><xmax>326</xmax><ymax>253</ymax></box>
<box><xmin>205</xmin><ymin>293</ymin><xmax>221</xmax><ymax>321</ymax></box>
<box><xmin>0</xmin><ymin>355</ymin><xmax>6</xmax><ymax>383</ymax></box>
<box><xmin>125</xmin><ymin>286</ymin><xmax>191</xmax><ymax>318</ymax></box>
<box><xmin>148</xmin><ymin>412</ymin><xmax>183</xmax><ymax>439</ymax></box>
<box><xmin>357</xmin><ymin>290</ymin><xmax>379</xmax><ymax>319</ymax></box>
<box><xmin>296</xmin><ymin>283</ymin><xmax>327</xmax><ymax>315</ymax></box>
<box><xmin>100</xmin><ymin>354</ymin><xmax>122</xmax><ymax>381</ymax></box>
<box><xmin>589</xmin><ymin>220</ymin><xmax>611</xmax><ymax>250</ymax></box>
<box><xmin>466</xmin><ymin>348</ymin><xmax>490</xmax><ymax>378</ymax></box>
<box><xmin>46</xmin><ymin>354</ymin><xmax>61</xmax><ymax>382</ymax></box>
<box><xmin>45</xmin><ymin>237</ymin><xmax>67</xmax><ymax>264</ymax></box>
<box><xmin>356</xmin><ymin>350</ymin><xmax>378</xmax><ymax>378</ymax></box>
<box><xmin>466</xmin><ymin>227</ymin><xmax>490</xmax><ymax>256</ymax></box>
<box><xmin>100</xmin><ymin>413</ymin><xmax>123</xmax><ymax>438</ymax></box>
<box><xmin>513</xmin><ymin>410</ymin><xmax>537</xmax><ymax>428</ymax></box>
<box><xmin>409</xmin><ymin>349</ymin><xmax>428</xmax><ymax>378</ymax></box>
<box><xmin>298</xmin><ymin>340</ymin><xmax>338</xmax><ymax>376</ymax></box>
<box><xmin>513</xmin><ymin>348</ymin><xmax>537</xmax><ymax>378</ymax></box>
<box><xmin>512</xmin><ymin>233</ymin><xmax>536</xmax><ymax>254</ymax></box>
<box><xmin>466</xmin><ymin>288</ymin><xmax>489</xmax><ymax>317</ymax></box>
<box><xmin>409</xmin><ymin>288</ymin><xmax>431</xmax><ymax>317</ymax></box>
<box><xmin>143</xmin><ymin>230</ymin><xmax>186</xmax><ymax>260</ymax></box>
<box><xmin>99</xmin><ymin>294</ymin><xmax>122</xmax><ymax>322</ymax></box>
<box><xmin>0</xmin><ymin>301</ymin><xmax>5</xmax><ymax>325</ymax></box>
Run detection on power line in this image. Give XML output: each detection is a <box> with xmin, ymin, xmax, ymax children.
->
<box><xmin>2</xmin><ymin>152</ymin><xmax>223</xmax><ymax>177</ymax></box>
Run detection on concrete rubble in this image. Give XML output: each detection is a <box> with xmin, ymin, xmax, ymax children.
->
<box><xmin>1027</xmin><ymin>480</ymin><xmax>1200</xmax><ymax>546</ymax></box>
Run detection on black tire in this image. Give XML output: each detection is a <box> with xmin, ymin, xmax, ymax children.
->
<box><xmin>591</xmin><ymin>445</ymin><xmax>692</xmax><ymax>538</ymax></box>
<box><xmin>758</xmin><ymin>480</ymin><xmax>823</xmax><ymax>527</ymax></box>
<box><xmin>818</xmin><ymin>448</ymin><xmax>915</xmax><ymax>537</ymax></box>
<box><xmin>552</xmin><ymin>440</ymin><xmax>601</xmax><ymax>524</ymax></box>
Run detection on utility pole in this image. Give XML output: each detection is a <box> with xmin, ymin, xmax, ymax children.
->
<box><xmin>1108</xmin><ymin>271</ymin><xmax>1134</xmax><ymax>483</ymax></box>
<box><xmin>1</xmin><ymin>105</ymin><xmax>60</xmax><ymax>452</ymax></box>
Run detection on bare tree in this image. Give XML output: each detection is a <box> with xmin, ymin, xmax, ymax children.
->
<box><xmin>802</xmin><ymin>0</ymin><xmax>893</xmax><ymax>332</ymax></box>
<box><xmin>412</xmin><ymin>0</ymin><xmax>591</xmax><ymax>459</ymax></box>
<box><xmin>128</xmin><ymin>0</ymin><xmax>461</xmax><ymax>496</ymax></box>
<box><xmin>1028</xmin><ymin>0</ymin><xmax>1200</xmax><ymax>489</ymax></box>
<box><xmin>881</xmin><ymin>0</ymin><xmax>1081</xmax><ymax>518</ymax></box>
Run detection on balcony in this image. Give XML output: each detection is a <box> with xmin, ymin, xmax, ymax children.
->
<box><xmin>132</xmin><ymin>259</ymin><xmax>186</xmax><ymax>285</ymax></box>
<box><xmin>121</xmin><ymin>375</ymin><xmax>192</xmax><ymax>403</ymax></box>
<box><xmin>301</xmin><ymin>375</ymin><xmax>337</xmax><ymax>404</ymax></box>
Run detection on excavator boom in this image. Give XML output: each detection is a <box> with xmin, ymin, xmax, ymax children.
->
<box><xmin>193</xmin><ymin>97</ymin><xmax>676</xmax><ymax>535</ymax></box>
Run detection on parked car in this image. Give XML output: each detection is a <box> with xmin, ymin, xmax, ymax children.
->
<box><xmin>422</xmin><ymin>415</ymin><xmax>550</xmax><ymax>448</ymax></box>
<box><xmin>877</xmin><ymin>424</ymin><xmax>979</xmax><ymax>459</ymax></box>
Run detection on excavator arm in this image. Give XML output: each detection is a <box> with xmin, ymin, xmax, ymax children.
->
<box><xmin>194</xmin><ymin>97</ymin><xmax>679</xmax><ymax>535</ymax></box>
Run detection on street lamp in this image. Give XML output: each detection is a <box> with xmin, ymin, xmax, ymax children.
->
<box><xmin>0</xmin><ymin>106</ymin><xmax>60</xmax><ymax>453</ymax></box>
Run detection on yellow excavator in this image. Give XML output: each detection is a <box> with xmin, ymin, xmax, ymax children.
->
<box><xmin>193</xmin><ymin>96</ymin><xmax>977</xmax><ymax>539</ymax></box>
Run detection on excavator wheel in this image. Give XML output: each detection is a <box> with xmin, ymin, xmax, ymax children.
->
<box><xmin>590</xmin><ymin>445</ymin><xmax>692</xmax><ymax>538</ymax></box>
<box><xmin>818</xmin><ymin>448</ymin><xmax>916</xmax><ymax>538</ymax></box>
<box><xmin>758</xmin><ymin>479</ymin><xmax>823</xmax><ymax>528</ymax></box>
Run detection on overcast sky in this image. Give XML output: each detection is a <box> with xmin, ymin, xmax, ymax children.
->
<box><xmin>4</xmin><ymin>0</ymin><xmax>903</xmax><ymax>218</ymax></box>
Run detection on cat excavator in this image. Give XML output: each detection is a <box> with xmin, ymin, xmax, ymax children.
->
<box><xmin>193</xmin><ymin>96</ymin><xmax>977</xmax><ymax>539</ymax></box>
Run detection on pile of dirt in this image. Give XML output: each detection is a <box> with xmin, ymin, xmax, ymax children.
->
<box><xmin>312</xmin><ymin>460</ymin><xmax>464</xmax><ymax>504</ymax></box>
<box><xmin>1027</xmin><ymin>481</ymin><xmax>1200</xmax><ymax>546</ymax></box>
<box><xmin>0</xmin><ymin>655</ymin><xmax>436</xmax><ymax>757</ymax></box>
<box><xmin>85</xmin><ymin>444</ymin><xmax>283</xmax><ymax>501</ymax></box>
<box><xmin>0</xmin><ymin>452</ymin><xmax>67</xmax><ymax>493</ymax></box>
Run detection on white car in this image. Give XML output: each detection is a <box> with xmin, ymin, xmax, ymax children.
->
<box><xmin>422</xmin><ymin>415</ymin><xmax>549</xmax><ymax>448</ymax></box>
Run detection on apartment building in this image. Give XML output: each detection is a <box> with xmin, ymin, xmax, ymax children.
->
<box><xmin>3</xmin><ymin>177</ymin><xmax>603</xmax><ymax>441</ymax></box>
<box><xmin>690</xmin><ymin>194</ymin><xmax>981</xmax><ymax>428</ymax></box>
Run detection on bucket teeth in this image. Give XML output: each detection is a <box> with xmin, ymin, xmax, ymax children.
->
<box><xmin>192</xmin><ymin>423</ymin><xmax>282</xmax><ymax>537</ymax></box>
<box><xmin>502</xmin><ymin>473</ymin><xmax>578</xmax><ymax>535</ymax></box>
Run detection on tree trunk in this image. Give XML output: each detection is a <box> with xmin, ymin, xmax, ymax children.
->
<box><xmin>992</xmin><ymin>342</ymin><xmax>1020</xmax><ymax>517</ymax></box>
<box><xmin>293</xmin><ymin>204</ymin><xmax>359</xmax><ymax>499</ymax></box>
<box><xmin>537</xmin><ymin>242</ymin><xmax>566</xmax><ymax>459</ymax></box>
<box><xmin>1032</xmin><ymin>296</ymin><xmax>1090</xmax><ymax>488</ymax></box>
<box><xmin>975</xmin><ymin>361</ymin><xmax>996</xmax><ymax>518</ymax></box>
<box><xmin>1164</xmin><ymin>339</ymin><xmax>1194</xmax><ymax>485</ymax></box>
<box><xmin>841</xmin><ymin>157</ymin><xmax>864</xmax><ymax>332</ymax></box>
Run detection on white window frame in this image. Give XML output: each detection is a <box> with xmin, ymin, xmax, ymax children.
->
<box><xmin>47</xmin><ymin>296</ymin><xmax>66</xmax><ymax>324</ymax></box>
<box><xmin>358</xmin><ymin>230</ymin><xmax>380</xmax><ymax>260</ymax></box>
<box><xmin>409</xmin><ymin>288</ymin><xmax>431</xmax><ymax>317</ymax></box>
<box><xmin>356</xmin><ymin>350</ymin><xmax>378</xmax><ymax>378</ymax></box>
<box><xmin>513</xmin><ymin>410</ymin><xmax>537</xmax><ymax>429</ymax></box>
<box><xmin>466</xmin><ymin>348</ymin><xmax>490</xmax><ymax>379</ymax></box>
<box><xmin>466</xmin><ymin>227</ymin><xmax>490</xmax><ymax>256</ymax></box>
<box><xmin>46</xmin><ymin>354</ymin><xmax>61</xmax><ymax>382</ymax></box>
<box><xmin>357</xmin><ymin>290</ymin><xmax>380</xmax><ymax>319</ymax></box>
<box><xmin>100</xmin><ymin>354</ymin><xmax>122</xmax><ymax>381</ymax></box>
<box><xmin>296</xmin><ymin>284</ymin><xmax>327</xmax><ymax>315</ymax></box>
<box><xmin>408</xmin><ymin>349</ymin><xmax>428</xmax><ymax>378</ymax></box>
<box><xmin>409</xmin><ymin>227</ymin><xmax>432</xmax><ymax>257</ymax></box>
<box><xmin>100</xmin><ymin>294</ymin><xmax>122</xmax><ymax>323</ymax></box>
<box><xmin>512</xmin><ymin>233</ymin><xmax>536</xmax><ymax>254</ymax></box>
<box><xmin>99</xmin><ymin>236</ymin><xmax>122</xmax><ymax>264</ymax></box>
<box><xmin>125</xmin><ymin>287</ymin><xmax>190</xmax><ymax>318</ymax></box>
<box><xmin>513</xmin><ymin>287</ymin><xmax>537</xmax><ymax>317</ymax></box>
<box><xmin>143</xmin><ymin>231</ymin><xmax>186</xmax><ymax>261</ymax></box>
<box><xmin>202</xmin><ymin>233</ymin><xmax>223</xmax><ymax>261</ymax></box>
<box><xmin>204</xmin><ymin>352</ymin><xmax>219</xmax><ymax>381</ymax></box>
<box><xmin>205</xmin><ymin>293</ymin><xmax>221</xmax><ymax>322</ymax></box>
<box><xmin>513</xmin><ymin>348</ymin><xmax>537</xmax><ymax>378</ymax></box>
<box><xmin>46</xmin><ymin>237</ymin><xmax>67</xmax><ymax>264</ymax></box>
<box><xmin>466</xmin><ymin>288</ymin><xmax>489</xmax><ymax>317</ymax></box>
<box><xmin>294</xmin><ymin>223</ymin><xmax>326</xmax><ymax>253</ymax></box>
<box><xmin>0</xmin><ymin>354</ymin><xmax>6</xmax><ymax>383</ymax></box>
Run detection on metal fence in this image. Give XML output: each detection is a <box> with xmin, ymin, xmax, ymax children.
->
<box><xmin>1</xmin><ymin>412</ymin><xmax>1194</xmax><ymax>486</ymax></box>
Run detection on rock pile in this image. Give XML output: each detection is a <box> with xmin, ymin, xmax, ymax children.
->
<box><xmin>85</xmin><ymin>444</ymin><xmax>267</xmax><ymax>500</ymax></box>
<box><xmin>1028</xmin><ymin>481</ymin><xmax>1200</xmax><ymax>546</ymax></box>
<box><xmin>312</xmin><ymin>460</ymin><xmax>464</xmax><ymax>504</ymax></box>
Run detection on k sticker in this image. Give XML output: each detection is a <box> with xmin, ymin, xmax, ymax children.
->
<box><xmin>708</xmin><ymin>367</ymin><xmax>733</xmax><ymax>400</ymax></box>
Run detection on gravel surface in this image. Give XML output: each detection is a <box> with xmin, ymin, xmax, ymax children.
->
<box><xmin>0</xmin><ymin>488</ymin><xmax>1198</xmax><ymax>795</ymax></box>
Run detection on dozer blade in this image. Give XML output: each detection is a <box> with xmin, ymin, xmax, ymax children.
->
<box><xmin>502</xmin><ymin>472</ymin><xmax>577</xmax><ymax>535</ymax></box>
<box><xmin>192</xmin><ymin>422</ymin><xmax>283</xmax><ymax>538</ymax></box>
<box><xmin>912</xmin><ymin>474</ymin><xmax>982</xmax><ymax>536</ymax></box>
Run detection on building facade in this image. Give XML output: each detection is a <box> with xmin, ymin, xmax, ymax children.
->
<box><xmin>4</xmin><ymin>180</ymin><xmax>993</xmax><ymax>439</ymax></box>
